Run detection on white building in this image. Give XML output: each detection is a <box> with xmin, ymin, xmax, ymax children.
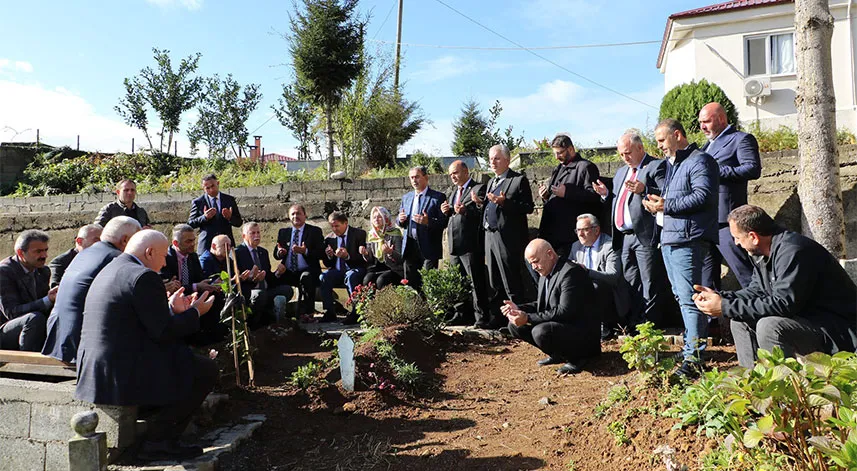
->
<box><xmin>657</xmin><ymin>0</ymin><xmax>857</xmax><ymax>131</ymax></box>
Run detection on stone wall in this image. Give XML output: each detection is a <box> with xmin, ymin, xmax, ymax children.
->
<box><xmin>0</xmin><ymin>146</ymin><xmax>855</xmax><ymax>259</ymax></box>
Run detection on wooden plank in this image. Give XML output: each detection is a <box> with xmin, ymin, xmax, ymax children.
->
<box><xmin>0</xmin><ymin>363</ymin><xmax>77</xmax><ymax>378</ymax></box>
<box><xmin>0</xmin><ymin>350</ymin><xmax>69</xmax><ymax>366</ymax></box>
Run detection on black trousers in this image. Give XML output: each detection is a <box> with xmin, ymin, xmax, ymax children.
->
<box><xmin>716</xmin><ymin>223</ymin><xmax>755</xmax><ymax>288</ymax></box>
<box><xmin>508</xmin><ymin>321</ymin><xmax>600</xmax><ymax>362</ymax></box>
<box><xmin>403</xmin><ymin>237</ymin><xmax>437</xmax><ymax>292</ymax></box>
<box><xmin>621</xmin><ymin>233</ymin><xmax>667</xmax><ymax>326</ymax></box>
<box><xmin>186</xmin><ymin>291</ymin><xmax>227</xmax><ymax>347</ymax></box>
<box><xmin>279</xmin><ymin>269</ymin><xmax>318</xmax><ymax>314</ymax></box>
<box><xmin>363</xmin><ymin>262</ymin><xmax>403</xmax><ymax>289</ymax></box>
<box><xmin>485</xmin><ymin>231</ymin><xmax>533</xmax><ymax>310</ymax></box>
<box><xmin>449</xmin><ymin>252</ymin><xmax>489</xmax><ymax>323</ymax></box>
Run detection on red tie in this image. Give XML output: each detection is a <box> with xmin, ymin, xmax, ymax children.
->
<box><xmin>615</xmin><ymin>168</ymin><xmax>637</xmax><ymax>229</ymax></box>
<box><xmin>456</xmin><ymin>186</ymin><xmax>463</xmax><ymax>205</ymax></box>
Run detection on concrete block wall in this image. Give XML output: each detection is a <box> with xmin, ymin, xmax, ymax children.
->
<box><xmin>0</xmin><ymin>378</ymin><xmax>136</xmax><ymax>471</ymax></box>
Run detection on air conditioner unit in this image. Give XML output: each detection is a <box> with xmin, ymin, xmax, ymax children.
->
<box><xmin>744</xmin><ymin>77</ymin><xmax>772</xmax><ymax>98</ymax></box>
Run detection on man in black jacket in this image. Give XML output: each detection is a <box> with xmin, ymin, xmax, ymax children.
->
<box><xmin>235</xmin><ymin>222</ymin><xmax>293</xmax><ymax>327</ymax></box>
<box><xmin>273</xmin><ymin>204</ymin><xmax>325</xmax><ymax>316</ymax></box>
<box><xmin>319</xmin><ymin>211</ymin><xmax>368</xmax><ymax>324</ymax></box>
<box><xmin>693</xmin><ymin>205</ymin><xmax>857</xmax><ymax>368</ymax></box>
<box><xmin>95</xmin><ymin>179</ymin><xmax>151</xmax><ymax>228</ymax></box>
<box><xmin>188</xmin><ymin>174</ymin><xmax>243</xmax><ymax>255</ymax></box>
<box><xmin>48</xmin><ymin>223</ymin><xmax>102</xmax><ymax>288</ymax></box>
<box><xmin>501</xmin><ymin>239</ymin><xmax>600</xmax><ymax>375</ymax></box>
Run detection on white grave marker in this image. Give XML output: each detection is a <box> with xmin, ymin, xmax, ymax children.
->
<box><xmin>338</xmin><ymin>332</ymin><xmax>355</xmax><ymax>392</ymax></box>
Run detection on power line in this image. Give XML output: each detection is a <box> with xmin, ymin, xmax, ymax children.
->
<box><xmin>372</xmin><ymin>1</ymin><xmax>397</xmax><ymax>40</ymax></box>
<box><xmin>431</xmin><ymin>0</ymin><xmax>656</xmax><ymax>109</ymax></box>
<box><xmin>250</xmin><ymin>114</ymin><xmax>277</xmax><ymax>135</ymax></box>
<box><xmin>367</xmin><ymin>38</ymin><xmax>664</xmax><ymax>51</ymax></box>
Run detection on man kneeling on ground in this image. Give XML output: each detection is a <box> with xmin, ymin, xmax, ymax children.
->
<box><xmin>501</xmin><ymin>238</ymin><xmax>601</xmax><ymax>374</ymax></box>
<box><xmin>693</xmin><ymin>205</ymin><xmax>857</xmax><ymax>368</ymax></box>
<box><xmin>75</xmin><ymin>230</ymin><xmax>216</xmax><ymax>461</ymax></box>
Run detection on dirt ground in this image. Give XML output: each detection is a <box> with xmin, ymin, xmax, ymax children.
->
<box><xmin>215</xmin><ymin>325</ymin><xmax>738</xmax><ymax>471</ymax></box>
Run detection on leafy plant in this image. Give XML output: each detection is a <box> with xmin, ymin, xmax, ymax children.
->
<box><xmin>594</xmin><ymin>383</ymin><xmax>632</xmax><ymax>418</ymax></box>
<box><xmin>619</xmin><ymin>322</ymin><xmax>676</xmax><ymax>386</ymax></box>
<box><xmin>419</xmin><ymin>264</ymin><xmax>469</xmax><ymax>323</ymax></box>
<box><xmin>607</xmin><ymin>420</ymin><xmax>630</xmax><ymax>446</ymax></box>
<box><xmin>290</xmin><ymin>360</ymin><xmax>326</xmax><ymax>390</ymax></box>
<box><xmin>658</xmin><ymin>79</ymin><xmax>738</xmax><ymax>134</ymax></box>
<box><xmin>362</xmin><ymin>284</ymin><xmax>432</xmax><ymax>328</ymax></box>
<box><xmin>665</xmin><ymin>369</ymin><xmax>740</xmax><ymax>438</ymax></box>
<box><xmin>346</xmin><ymin>282</ymin><xmax>377</xmax><ymax>322</ymax></box>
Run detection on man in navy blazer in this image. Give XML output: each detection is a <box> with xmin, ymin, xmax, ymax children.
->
<box><xmin>42</xmin><ymin>216</ymin><xmax>141</xmax><ymax>363</ymax></box>
<box><xmin>397</xmin><ymin>165</ymin><xmax>448</xmax><ymax>292</ymax></box>
<box><xmin>273</xmin><ymin>204</ymin><xmax>326</xmax><ymax>316</ymax></box>
<box><xmin>593</xmin><ymin>132</ymin><xmax>668</xmax><ymax>326</ymax></box>
<box><xmin>188</xmin><ymin>173</ymin><xmax>243</xmax><ymax>255</ymax></box>
<box><xmin>235</xmin><ymin>222</ymin><xmax>293</xmax><ymax>327</ymax></box>
<box><xmin>699</xmin><ymin>102</ymin><xmax>761</xmax><ymax>288</ymax></box>
<box><xmin>320</xmin><ymin>211</ymin><xmax>367</xmax><ymax>323</ymax></box>
<box><xmin>75</xmin><ymin>230</ymin><xmax>216</xmax><ymax>461</ymax></box>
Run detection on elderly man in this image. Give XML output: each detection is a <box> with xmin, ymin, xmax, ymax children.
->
<box><xmin>0</xmin><ymin>230</ymin><xmax>58</xmax><ymax>351</ymax></box>
<box><xmin>49</xmin><ymin>223</ymin><xmax>102</xmax><ymax>288</ymax></box>
<box><xmin>570</xmin><ymin>214</ymin><xmax>629</xmax><ymax>341</ymax></box>
<box><xmin>643</xmin><ymin>118</ymin><xmax>719</xmax><ymax>379</ymax></box>
<box><xmin>693</xmin><ymin>205</ymin><xmax>857</xmax><ymax>368</ymax></box>
<box><xmin>95</xmin><ymin>179</ymin><xmax>151</xmax><ymax>228</ymax></box>
<box><xmin>235</xmin><ymin>222</ymin><xmax>293</xmax><ymax>327</ymax></box>
<box><xmin>472</xmin><ymin>144</ymin><xmax>535</xmax><ymax>328</ymax></box>
<box><xmin>593</xmin><ymin>132</ymin><xmax>667</xmax><ymax>327</ymax></box>
<box><xmin>200</xmin><ymin>234</ymin><xmax>232</xmax><ymax>278</ymax></box>
<box><xmin>397</xmin><ymin>165</ymin><xmax>448</xmax><ymax>292</ymax></box>
<box><xmin>699</xmin><ymin>102</ymin><xmax>762</xmax><ymax>288</ymax></box>
<box><xmin>320</xmin><ymin>211</ymin><xmax>367</xmax><ymax>324</ymax></box>
<box><xmin>441</xmin><ymin>160</ymin><xmax>489</xmax><ymax>326</ymax></box>
<box><xmin>75</xmin><ymin>230</ymin><xmax>216</xmax><ymax>461</ymax></box>
<box><xmin>501</xmin><ymin>239</ymin><xmax>599</xmax><ymax>375</ymax></box>
<box><xmin>538</xmin><ymin>133</ymin><xmax>602</xmax><ymax>257</ymax></box>
<box><xmin>188</xmin><ymin>173</ymin><xmax>243</xmax><ymax>255</ymax></box>
<box><xmin>274</xmin><ymin>204</ymin><xmax>326</xmax><ymax>316</ymax></box>
<box><xmin>42</xmin><ymin>216</ymin><xmax>141</xmax><ymax>363</ymax></box>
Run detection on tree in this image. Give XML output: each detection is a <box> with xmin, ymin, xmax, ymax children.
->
<box><xmin>288</xmin><ymin>0</ymin><xmax>366</xmax><ymax>172</ymax></box>
<box><xmin>451</xmin><ymin>99</ymin><xmax>489</xmax><ymax>156</ymax></box>
<box><xmin>485</xmin><ymin>100</ymin><xmax>524</xmax><ymax>154</ymax></box>
<box><xmin>273</xmin><ymin>82</ymin><xmax>318</xmax><ymax>161</ymax></box>
<box><xmin>363</xmin><ymin>89</ymin><xmax>425</xmax><ymax>168</ymax></box>
<box><xmin>658</xmin><ymin>79</ymin><xmax>738</xmax><ymax>133</ymax></box>
<box><xmin>188</xmin><ymin>74</ymin><xmax>262</xmax><ymax>159</ymax></box>
<box><xmin>795</xmin><ymin>0</ymin><xmax>845</xmax><ymax>256</ymax></box>
<box><xmin>115</xmin><ymin>48</ymin><xmax>204</xmax><ymax>153</ymax></box>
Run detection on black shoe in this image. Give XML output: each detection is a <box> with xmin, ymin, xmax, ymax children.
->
<box><xmin>537</xmin><ymin>356</ymin><xmax>564</xmax><ymax>366</ymax></box>
<box><xmin>600</xmin><ymin>323</ymin><xmax>617</xmax><ymax>342</ymax></box>
<box><xmin>446</xmin><ymin>314</ymin><xmax>472</xmax><ymax>326</ymax></box>
<box><xmin>486</xmin><ymin>317</ymin><xmax>508</xmax><ymax>330</ymax></box>
<box><xmin>557</xmin><ymin>362</ymin><xmax>583</xmax><ymax>375</ymax></box>
<box><xmin>319</xmin><ymin>312</ymin><xmax>337</xmax><ymax>323</ymax></box>
<box><xmin>672</xmin><ymin>360</ymin><xmax>703</xmax><ymax>381</ymax></box>
<box><xmin>472</xmin><ymin>321</ymin><xmax>490</xmax><ymax>329</ymax></box>
<box><xmin>341</xmin><ymin>314</ymin><xmax>359</xmax><ymax>325</ymax></box>
<box><xmin>137</xmin><ymin>440</ymin><xmax>204</xmax><ymax>462</ymax></box>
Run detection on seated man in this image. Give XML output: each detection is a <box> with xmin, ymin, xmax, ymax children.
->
<box><xmin>42</xmin><ymin>216</ymin><xmax>141</xmax><ymax>363</ymax></box>
<box><xmin>320</xmin><ymin>211</ymin><xmax>367</xmax><ymax>324</ymax></box>
<box><xmin>0</xmin><ymin>230</ymin><xmax>58</xmax><ymax>351</ymax></box>
<box><xmin>75</xmin><ymin>230</ymin><xmax>215</xmax><ymax>461</ymax></box>
<box><xmin>570</xmin><ymin>213</ymin><xmax>630</xmax><ymax>341</ymax></box>
<box><xmin>161</xmin><ymin>224</ymin><xmax>226</xmax><ymax>345</ymax></box>
<box><xmin>235</xmin><ymin>222</ymin><xmax>293</xmax><ymax>326</ymax></box>
<box><xmin>501</xmin><ymin>238</ymin><xmax>600</xmax><ymax>374</ymax></box>
<box><xmin>273</xmin><ymin>204</ymin><xmax>325</xmax><ymax>317</ymax></box>
<box><xmin>694</xmin><ymin>205</ymin><xmax>857</xmax><ymax>368</ymax></box>
<box><xmin>200</xmin><ymin>234</ymin><xmax>232</xmax><ymax>278</ymax></box>
<box><xmin>48</xmin><ymin>223</ymin><xmax>102</xmax><ymax>288</ymax></box>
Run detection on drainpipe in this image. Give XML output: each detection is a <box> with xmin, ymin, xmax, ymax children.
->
<box><xmin>849</xmin><ymin>0</ymin><xmax>856</xmax><ymax>108</ymax></box>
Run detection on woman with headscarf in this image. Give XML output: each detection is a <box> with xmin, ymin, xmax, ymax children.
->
<box><xmin>359</xmin><ymin>206</ymin><xmax>404</xmax><ymax>288</ymax></box>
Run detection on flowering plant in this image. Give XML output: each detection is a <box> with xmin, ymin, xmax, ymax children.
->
<box><xmin>346</xmin><ymin>283</ymin><xmax>377</xmax><ymax>320</ymax></box>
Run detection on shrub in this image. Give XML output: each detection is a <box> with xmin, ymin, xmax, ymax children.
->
<box><xmin>362</xmin><ymin>284</ymin><xmax>432</xmax><ymax>328</ymax></box>
<box><xmin>659</xmin><ymin>79</ymin><xmax>738</xmax><ymax>134</ymax></box>
<box><xmin>594</xmin><ymin>383</ymin><xmax>632</xmax><ymax>418</ymax></box>
<box><xmin>419</xmin><ymin>265</ymin><xmax>469</xmax><ymax>322</ymax></box>
<box><xmin>290</xmin><ymin>360</ymin><xmax>326</xmax><ymax>390</ymax></box>
<box><xmin>346</xmin><ymin>283</ymin><xmax>377</xmax><ymax>322</ymax></box>
<box><xmin>408</xmin><ymin>150</ymin><xmax>443</xmax><ymax>174</ymax></box>
<box><xmin>618</xmin><ymin>322</ymin><xmax>675</xmax><ymax>385</ymax></box>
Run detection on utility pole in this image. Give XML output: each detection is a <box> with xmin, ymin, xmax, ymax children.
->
<box><xmin>394</xmin><ymin>0</ymin><xmax>403</xmax><ymax>90</ymax></box>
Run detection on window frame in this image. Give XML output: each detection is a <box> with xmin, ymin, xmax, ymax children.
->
<box><xmin>744</xmin><ymin>31</ymin><xmax>796</xmax><ymax>78</ymax></box>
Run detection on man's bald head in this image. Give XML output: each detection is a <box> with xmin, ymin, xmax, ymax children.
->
<box><xmin>211</xmin><ymin>234</ymin><xmax>231</xmax><ymax>260</ymax></box>
<box><xmin>125</xmin><ymin>229</ymin><xmax>170</xmax><ymax>271</ymax></box>
<box><xmin>699</xmin><ymin>102</ymin><xmax>729</xmax><ymax>140</ymax></box>
<box><xmin>448</xmin><ymin>160</ymin><xmax>470</xmax><ymax>186</ymax></box>
<box><xmin>524</xmin><ymin>238</ymin><xmax>558</xmax><ymax>277</ymax></box>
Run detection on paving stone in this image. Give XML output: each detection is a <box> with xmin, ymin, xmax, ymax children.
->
<box><xmin>0</xmin><ymin>401</ymin><xmax>31</xmax><ymax>438</ymax></box>
<box><xmin>0</xmin><ymin>437</ymin><xmax>45</xmax><ymax>471</ymax></box>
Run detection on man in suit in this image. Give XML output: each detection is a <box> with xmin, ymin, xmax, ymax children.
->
<box><xmin>0</xmin><ymin>230</ymin><xmax>58</xmax><ymax>351</ymax></box>
<box><xmin>75</xmin><ymin>230</ymin><xmax>216</xmax><ymax>461</ymax></box>
<box><xmin>472</xmin><ymin>144</ymin><xmax>535</xmax><ymax>328</ymax></box>
<box><xmin>570</xmin><ymin>213</ymin><xmax>630</xmax><ymax>341</ymax></box>
<box><xmin>200</xmin><ymin>234</ymin><xmax>231</xmax><ymax>279</ymax></box>
<box><xmin>441</xmin><ymin>160</ymin><xmax>488</xmax><ymax>326</ymax></box>
<box><xmin>501</xmin><ymin>239</ymin><xmax>600</xmax><ymax>374</ymax></box>
<box><xmin>95</xmin><ymin>179</ymin><xmax>152</xmax><ymax>228</ymax></box>
<box><xmin>273</xmin><ymin>204</ymin><xmax>325</xmax><ymax>316</ymax></box>
<box><xmin>319</xmin><ymin>211</ymin><xmax>367</xmax><ymax>323</ymax></box>
<box><xmin>694</xmin><ymin>205</ymin><xmax>857</xmax><ymax>368</ymax></box>
<box><xmin>699</xmin><ymin>102</ymin><xmax>762</xmax><ymax>288</ymax></box>
<box><xmin>397</xmin><ymin>166</ymin><xmax>448</xmax><ymax>292</ymax></box>
<box><xmin>161</xmin><ymin>224</ymin><xmax>225</xmax><ymax>345</ymax></box>
<box><xmin>49</xmin><ymin>223</ymin><xmax>102</xmax><ymax>288</ymax></box>
<box><xmin>235</xmin><ymin>222</ymin><xmax>293</xmax><ymax>327</ymax></box>
<box><xmin>538</xmin><ymin>134</ymin><xmax>602</xmax><ymax>258</ymax></box>
<box><xmin>643</xmin><ymin>119</ymin><xmax>719</xmax><ymax>379</ymax></box>
<box><xmin>188</xmin><ymin>173</ymin><xmax>243</xmax><ymax>255</ymax></box>
<box><xmin>42</xmin><ymin>216</ymin><xmax>141</xmax><ymax>363</ymax></box>
<box><xmin>593</xmin><ymin>132</ymin><xmax>668</xmax><ymax>327</ymax></box>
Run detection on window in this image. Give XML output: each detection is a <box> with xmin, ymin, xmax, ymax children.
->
<box><xmin>745</xmin><ymin>32</ymin><xmax>795</xmax><ymax>76</ymax></box>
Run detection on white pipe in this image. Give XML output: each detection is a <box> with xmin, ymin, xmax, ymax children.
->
<box><xmin>849</xmin><ymin>0</ymin><xmax>856</xmax><ymax>108</ymax></box>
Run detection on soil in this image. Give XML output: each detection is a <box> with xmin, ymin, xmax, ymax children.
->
<box><xmin>215</xmin><ymin>325</ymin><xmax>739</xmax><ymax>471</ymax></box>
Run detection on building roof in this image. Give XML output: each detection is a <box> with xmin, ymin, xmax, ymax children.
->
<box><xmin>656</xmin><ymin>0</ymin><xmax>793</xmax><ymax>69</ymax></box>
<box><xmin>261</xmin><ymin>153</ymin><xmax>297</xmax><ymax>163</ymax></box>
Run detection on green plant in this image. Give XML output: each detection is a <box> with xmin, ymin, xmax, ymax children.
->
<box><xmin>607</xmin><ymin>420</ymin><xmax>630</xmax><ymax>446</ymax></box>
<box><xmin>594</xmin><ymin>383</ymin><xmax>632</xmax><ymax>418</ymax></box>
<box><xmin>290</xmin><ymin>360</ymin><xmax>326</xmax><ymax>390</ymax></box>
<box><xmin>362</xmin><ymin>284</ymin><xmax>432</xmax><ymax>328</ymax></box>
<box><xmin>619</xmin><ymin>322</ymin><xmax>675</xmax><ymax>386</ymax></box>
<box><xmin>665</xmin><ymin>369</ymin><xmax>739</xmax><ymax>438</ymax></box>
<box><xmin>408</xmin><ymin>150</ymin><xmax>443</xmax><ymax>174</ymax></box>
<box><xmin>659</xmin><ymin>79</ymin><xmax>738</xmax><ymax>134</ymax></box>
<box><xmin>419</xmin><ymin>265</ymin><xmax>469</xmax><ymax>323</ymax></box>
<box><xmin>346</xmin><ymin>282</ymin><xmax>377</xmax><ymax>321</ymax></box>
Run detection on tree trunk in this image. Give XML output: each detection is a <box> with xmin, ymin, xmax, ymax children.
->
<box><xmin>325</xmin><ymin>105</ymin><xmax>335</xmax><ymax>173</ymax></box>
<box><xmin>795</xmin><ymin>0</ymin><xmax>845</xmax><ymax>257</ymax></box>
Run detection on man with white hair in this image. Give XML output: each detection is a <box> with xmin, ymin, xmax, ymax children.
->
<box><xmin>49</xmin><ymin>224</ymin><xmax>102</xmax><ymax>288</ymax></box>
<box><xmin>76</xmin><ymin>230</ymin><xmax>216</xmax><ymax>461</ymax></box>
<box><xmin>42</xmin><ymin>216</ymin><xmax>141</xmax><ymax>363</ymax></box>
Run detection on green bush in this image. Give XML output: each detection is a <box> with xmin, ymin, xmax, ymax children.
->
<box><xmin>659</xmin><ymin>79</ymin><xmax>738</xmax><ymax>134</ymax></box>
<box><xmin>419</xmin><ymin>264</ymin><xmax>469</xmax><ymax>322</ymax></box>
<box><xmin>362</xmin><ymin>284</ymin><xmax>432</xmax><ymax>328</ymax></box>
<box><xmin>618</xmin><ymin>322</ymin><xmax>675</xmax><ymax>386</ymax></box>
<box><xmin>289</xmin><ymin>360</ymin><xmax>326</xmax><ymax>390</ymax></box>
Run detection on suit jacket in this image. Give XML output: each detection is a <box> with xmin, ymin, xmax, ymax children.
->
<box><xmin>539</xmin><ymin>155</ymin><xmax>602</xmax><ymax>248</ymax></box>
<box><xmin>235</xmin><ymin>243</ymin><xmax>279</xmax><ymax>294</ymax></box>
<box><xmin>0</xmin><ymin>256</ymin><xmax>51</xmax><ymax>326</ymax></box>
<box><xmin>445</xmin><ymin>179</ymin><xmax>485</xmax><ymax>256</ymax></box>
<box><xmin>160</xmin><ymin>246</ymin><xmax>205</xmax><ymax>294</ymax></box>
<box><xmin>722</xmin><ymin>230</ymin><xmax>857</xmax><ymax>353</ymax></box>
<box><xmin>199</xmin><ymin>250</ymin><xmax>228</xmax><ymax>278</ymax></box>
<box><xmin>42</xmin><ymin>241</ymin><xmax>122</xmax><ymax>363</ymax></box>
<box><xmin>188</xmin><ymin>192</ymin><xmax>243</xmax><ymax>254</ymax></box>
<box><xmin>323</xmin><ymin>226</ymin><xmax>368</xmax><ymax>271</ymax></box>
<box><xmin>364</xmin><ymin>232</ymin><xmax>405</xmax><ymax>277</ymax></box>
<box><xmin>75</xmin><ymin>253</ymin><xmax>201</xmax><ymax>406</ymax></box>
<box><xmin>483</xmin><ymin>169</ymin><xmax>534</xmax><ymax>250</ymax></box>
<box><xmin>95</xmin><ymin>201</ymin><xmax>150</xmax><ymax>228</ymax></box>
<box><xmin>49</xmin><ymin>247</ymin><xmax>78</xmax><ymax>288</ymax></box>
<box><xmin>570</xmin><ymin>233</ymin><xmax>630</xmax><ymax>319</ymax></box>
<box><xmin>273</xmin><ymin>223</ymin><xmax>325</xmax><ymax>277</ymax></box>
<box><xmin>606</xmin><ymin>155</ymin><xmax>667</xmax><ymax>250</ymax></box>
<box><xmin>701</xmin><ymin>126</ymin><xmax>761</xmax><ymax>223</ymax></box>
<box><xmin>398</xmin><ymin>187</ymin><xmax>448</xmax><ymax>260</ymax></box>
<box><xmin>662</xmin><ymin>144</ymin><xmax>720</xmax><ymax>246</ymax></box>
<box><xmin>518</xmin><ymin>259</ymin><xmax>599</xmax><ymax>335</ymax></box>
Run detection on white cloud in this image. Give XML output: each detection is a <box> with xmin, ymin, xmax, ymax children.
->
<box><xmin>145</xmin><ymin>0</ymin><xmax>203</xmax><ymax>11</ymax></box>
<box><xmin>408</xmin><ymin>55</ymin><xmax>511</xmax><ymax>84</ymax></box>
<box><xmin>400</xmin><ymin>118</ymin><xmax>454</xmax><ymax>156</ymax></box>
<box><xmin>0</xmin><ymin>59</ymin><xmax>34</xmax><ymax>74</ymax></box>
<box><xmin>519</xmin><ymin>0</ymin><xmax>602</xmax><ymax>29</ymax></box>
<box><xmin>14</xmin><ymin>61</ymin><xmax>33</xmax><ymax>73</ymax></box>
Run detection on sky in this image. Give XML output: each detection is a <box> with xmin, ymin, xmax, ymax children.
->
<box><xmin>0</xmin><ymin>0</ymin><xmax>718</xmax><ymax>159</ymax></box>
